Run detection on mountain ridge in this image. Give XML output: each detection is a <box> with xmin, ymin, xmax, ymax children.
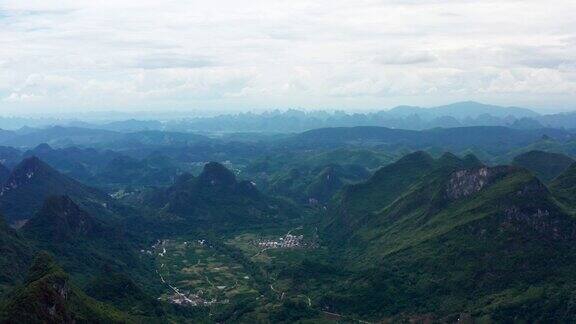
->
<box><xmin>319</xmin><ymin>152</ymin><xmax>576</xmax><ymax>320</ymax></box>
<box><xmin>0</xmin><ymin>156</ymin><xmax>115</xmax><ymax>225</ymax></box>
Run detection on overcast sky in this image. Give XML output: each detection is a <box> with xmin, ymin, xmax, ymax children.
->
<box><xmin>1</xmin><ymin>0</ymin><xmax>576</xmax><ymax>114</ymax></box>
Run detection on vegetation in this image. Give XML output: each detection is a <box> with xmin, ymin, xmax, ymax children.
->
<box><xmin>320</xmin><ymin>152</ymin><xmax>576</xmax><ymax>321</ymax></box>
<box><xmin>512</xmin><ymin>150</ymin><xmax>574</xmax><ymax>182</ymax></box>
<box><xmin>0</xmin><ymin>252</ymin><xmax>130</xmax><ymax>323</ymax></box>
<box><xmin>2</xmin><ymin>120</ymin><xmax>576</xmax><ymax>322</ymax></box>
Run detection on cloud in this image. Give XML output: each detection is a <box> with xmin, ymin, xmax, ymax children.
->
<box><xmin>374</xmin><ymin>51</ymin><xmax>437</xmax><ymax>65</ymax></box>
<box><xmin>0</xmin><ymin>0</ymin><xmax>575</xmax><ymax>113</ymax></box>
<box><xmin>135</xmin><ymin>55</ymin><xmax>215</xmax><ymax>70</ymax></box>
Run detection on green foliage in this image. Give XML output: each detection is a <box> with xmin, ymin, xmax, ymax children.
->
<box><xmin>243</xmin><ymin>148</ymin><xmax>395</xmax><ymax>204</ymax></box>
<box><xmin>0</xmin><ymin>252</ymin><xmax>131</xmax><ymax>323</ymax></box>
<box><xmin>0</xmin><ymin>214</ymin><xmax>32</xmax><ymax>296</ymax></box>
<box><xmin>98</xmin><ymin>154</ymin><xmax>179</xmax><ymax>186</ymax></box>
<box><xmin>84</xmin><ymin>266</ymin><xmax>164</xmax><ymax>317</ymax></box>
<box><xmin>320</xmin><ymin>152</ymin><xmax>576</xmax><ymax>320</ymax></box>
<box><xmin>4</xmin><ymin>133</ymin><xmax>576</xmax><ymax>323</ymax></box>
<box><xmin>270</xmin><ymin>299</ymin><xmax>319</xmax><ymax>323</ymax></box>
<box><xmin>0</xmin><ymin>157</ymin><xmax>120</xmax><ymax>224</ymax></box>
<box><xmin>21</xmin><ymin>196</ymin><xmax>158</xmax><ymax>290</ymax></box>
<box><xmin>550</xmin><ymin>162</ymin><xmax>576</xmax><ymax>207</ymax></box>
<box><xmin>512</xmin><ymin>150</ymin><xmax>574</xmax><ymax>182</ymax></box>
<box><xmin>153</xmin><ymin>162</ymin><xmax>300</xmax><ymax>228</ymax></box>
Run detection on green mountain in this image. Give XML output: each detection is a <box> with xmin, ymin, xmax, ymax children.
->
<box><xmin>22</xmin><ymin>143</ymin><xmax>121</xmax><ymax>182</ymax></box>
<box><xmin>0</xmin><ymin>164</ymin><xmax>9</xmax><ymax>185</ymax></box>
<box><xmin>21</xmin><ymin>196</ymin><xmax>152</xmax><ymax>287</ymax></box>
<box><xmin>0</xmin><ymin>157</ymin><xmax>117</xmax><ymax>225</ymax></box>
<box><xmin>322</xmin><ymin>152</ymin><xmax>576</xmax><ymax>321</ymax></box>
<box><xmin>325</xmin><ymin>151</ymin><xmax>482</xmax><ymax>238</ymax></box>
<box><xmin>287</xmin><ymin>126</ymin><xmax>572</xmax><ymax>154</ymax></box>
<box><xmin>21</xmin><ymin>196</ymin><xmax>110</xmax><ymax>242</ymax></box>
<box><xmin>1</xmin><ymin>126</ymin><xmax>122</xmax><ymax>148</ymax></box>
<box><xmin>0</xmin><ymin>214</ymin><xmax>31</xmax><ymax>296</ymax></box>
<box><xmin>84</xmin><ymin>265</ymin><xmax>164</xmax><ymax>318</ymax></box>
<box><xmin>305</xmin><ymin>165</ymin><xmax>369</xmax><ymax>204</ymax></box>
<box><xmin>512</xmin><ymin>150</ymin><xmax>574</xmax><ymax>182</ymax></box>
<box><xmin>153</xmin><ymin>162</ymin><xmax>298</xmax><ymax>227</ymax></box>
<box><xmin>550</xmin><ymin>162</ymin><xmax>576</xmax><ymax>207</ymax></box>
<box><xmin>0</xmin><ymin>146</ymin><xmax>22</xmax><ymax>169</ymax></box>
<box><xmin>244</xmin><ymin>148</ymin><xmax>391</xmax><ymax>204</ymax></box>
<box><xmin>246</xmin><ymin>148</ymin><xmax>395</xmax><ymax>173</ymax></box>
<box><xmin>98</xmin><ymin>154</ymin><xmax>179</xmax><ymax>186</ymax></box>
<box><xmin>0</xmin><ymin>252</ymin><xmax>129</xmax><ymax>323</ymax></box>
<box><xmin>267</xmin><ymin>164</ymin><xmax>370</xmax><ymax>205</ymax></box>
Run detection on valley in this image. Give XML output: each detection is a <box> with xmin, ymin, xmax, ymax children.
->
<box><xmin>153</xmin><ymin>237</ymin><xmax>258</xmax><ymax>308</ymax></box>
<box><xmin>2</xmin><ymin>120</ymin><xmax>576</xmax><ymax>322</ymax></box>
<box><xmin>145</xmin><ymin>225</ymin><xmax>340</xmax><ymax>322</ymax></box>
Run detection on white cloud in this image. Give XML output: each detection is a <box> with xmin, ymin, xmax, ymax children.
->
<box><xmin>0</xmin><ymin>0</ymin><xmax>575</xmax><ymax>113</ymax></box>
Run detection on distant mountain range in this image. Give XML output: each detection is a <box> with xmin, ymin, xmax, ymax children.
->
<box><xmin>153</xmin><ymin>101</ymin><xmax>563</xmax><ymax>133</ymax></box>
<box><xmin>2</xmin><ymin>101</ymin><xmax>576</xmax><ymax>134</ymax></box>
<box><xmin>0</xmin><ymin>127</ymin><xmax>211</xmax><ymax>149</ymax></box>
<box><xmin>387</xmin><ymin>101</ymin><xmax>539</xmax><ymax>119</ymax></box>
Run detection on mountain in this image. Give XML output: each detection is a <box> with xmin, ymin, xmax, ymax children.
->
<box><xmin>0</xmin><ymin>146</ymin><xmax>22</xmax><ymax>169</ymax></box>
<box><xmin>388</xmin><ymin>101</ymin><xmax>538</xmax><ymax>119</ymax></box>
<box><xmin>512</xmin><ymin>150</ymin><xmax>574</xmax><ymax>182</ymax></box>
<box><xmin>0</xmin><ymin>126</ymin><xmax>122</xmax><ymax>148</ymax></box>
<box><xmin>148</xmin><ymin>162</ymin><xmax>298</xmax><ymax>227</ymax></box>
<box><xmin>0</xmin><ymin>130</ymin><xmax>17</xmax><ymax>144</ymax></box>
<box><xmin>321</xmin><ymin>152</ymin><xmax>576</xmax><ymax>321</ymax></box>
<box><xmin>537</xmin><ymin>111</ymin><xmax>576</xmax><ymax>129</ymax></box>
<box><xmin>84</xmin><ymin>265</ymin><xmax>164</xmax><ymax>318</ymax></box>
<box><xmin>21</xmin><ymin>196</ymin><xmax>108</xmax><ymax>242</ymax></box>
<box><xmin>434</xmin><ymin>101</ymin><xmax>538</xmax><ymax>118</ymax></box>
<box><xmin>246</xmin><ymin>148</ymin><xmax>394</xmax><ymax>173</ymax></box>
<box><xmin>98</xmin><ymin>154</ymin><xmax>179</xmax><ymax>186</ymax></box>
<box><xmin>21</xmin><ymin>144</ymin><xmax>121</xmax><ymax>182</ymax></box>
<box><xmin>115</xmin><ymin>130</ymin><xmax>210</xmax><ymax>146</ymax></box>
<box><xmin>157</xmin><ymin>102</ymin><xmax>545</xmax><ymax>133</ymax></box>
<box><xmin>306</xmin><ymin>165</ymin><xmax>371</xmax><ymax>204</ymax></box>
<box><xmin>0</xmin><ymin>157</ymin><xmax>115</xmax><ymax>225</ymax></box>
<box><xmin>266</xmin><ymin>164</ymin><xmax>370</xmax><ymax>205</ymax></box>
<box><xmin>549</xmin><ymin>162</ymin><xmax>576</xmax><ymax>206</ymax></box>
<box><xmin>0</xmin><ymin>163</ymin><xmax>9</xmax><ymax>185</ymax></box>
<box><xmin>0</xmin><ymin>252</ymin><xmax>129</xmax><ymax>323</ymax></box>
<box><xmin>19</xmin><ymin>196</ymin><xmax>152</xmax><ymax>286</ymax></box>
<box><xmin>92</xmin><ymin>119</ymin><xmax>163</xmax><ymax>133</ymax></box>
<box><xmin>287</xmin><ymin>126</ymin><xmax>573</xmax><ymax>154</ymax></box>
<box><xmin>0</xmin><ymin>214</ymin><xmax>31</xmax><ymax>296</ymax></box>
<box><xmin>324</xmin><ymin>151</ymin><xmax>482</xmax><ymax>239</ymax></box>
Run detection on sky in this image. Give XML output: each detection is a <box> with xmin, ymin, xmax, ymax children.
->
<box><xmin>1</xmin><ymin>0</ymin><xmax>576</xmax><ymax>115</ymax></box>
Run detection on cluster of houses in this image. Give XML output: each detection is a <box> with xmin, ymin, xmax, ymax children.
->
<box><xmin>141</xmin><ymin>239</ymin><xmax>171</xmax><ymax>256</ymax></box>
<box><xmin>257</xmin><ymin>233</ymin><xmax>306</xmax><ymax>249</ymax></box>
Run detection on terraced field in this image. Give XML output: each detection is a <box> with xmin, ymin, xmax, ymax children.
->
<box><xmin>153</xmin><ymin>238</ymin><xmax>260</xmax><ymax>306</ymax></box>
<box><xmin>149</xmin><ymin>229</ymin><xmax>345</xmax><ymax>322</ymax></box>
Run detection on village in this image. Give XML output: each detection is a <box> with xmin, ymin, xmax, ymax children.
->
<box><xmin>255</xmin><ymin>232</ymin><xmax>317</xmax><ymax>250</ymax></box>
